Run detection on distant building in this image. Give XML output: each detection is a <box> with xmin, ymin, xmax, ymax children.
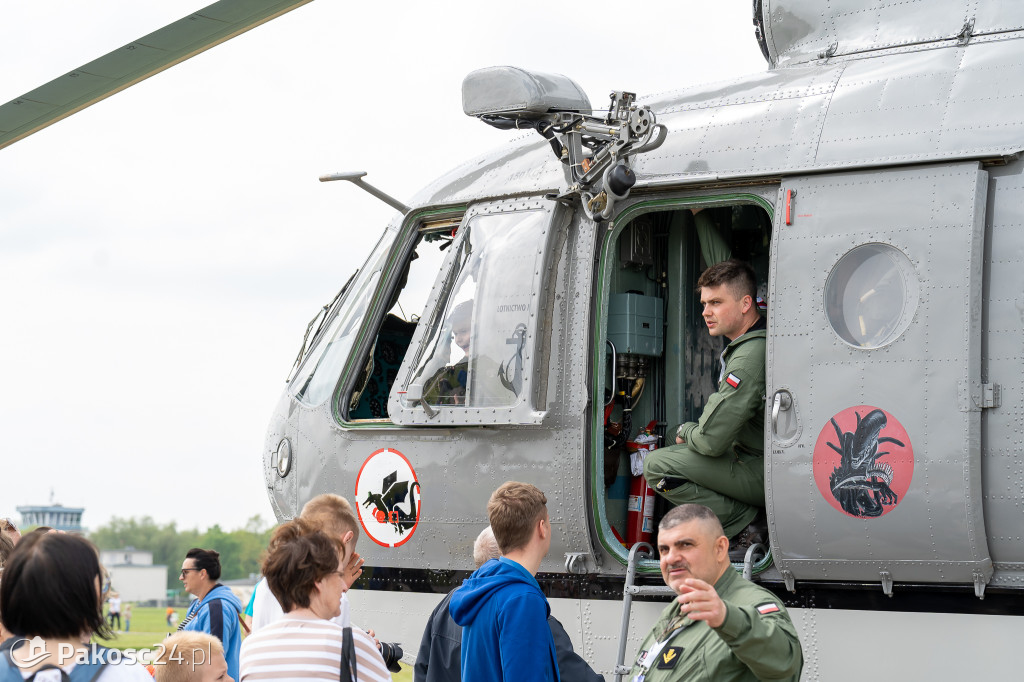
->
<box><xmin>99</xmin><ymin>547</ymin><xmax>168</xmax><ymax>604</ymax></box>
<box><xmin>17</xmin><ymin>504</ymin><xmax>84</xmax><ymax>533</ymax></box>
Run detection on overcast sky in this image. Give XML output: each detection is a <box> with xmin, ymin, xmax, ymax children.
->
<box><xmin>1</xmin><ymin>1</ymin><xmax>767</xmax><ymax>534</ymax></box>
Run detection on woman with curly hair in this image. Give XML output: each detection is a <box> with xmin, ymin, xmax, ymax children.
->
<box><xmin>239</xmin><ymin>518</ymin><xmax>389</xmax><ymax>681</ymax></box>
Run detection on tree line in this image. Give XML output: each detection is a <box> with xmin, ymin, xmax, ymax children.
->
<box><xmin>89</xmin><ymin>515</ymin><xmax>274</xmax><ymax>591</ymax></box>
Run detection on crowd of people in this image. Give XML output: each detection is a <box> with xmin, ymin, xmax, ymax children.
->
<box><xmin>0</xmin><ymin>255</ymin><xmax>802</xmax><ymax>681</ymax></box>
<box><xmin>1</xmin><ymin>481</ymin><xmax>802</xmax><ymax>682</ymax></box>
<box><xmin>0</xmin><ymin>501</ymin><xmax>393</xmax><ymax>682</ymax></box>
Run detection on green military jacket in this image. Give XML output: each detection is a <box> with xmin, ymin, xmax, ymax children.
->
<box><xmin>628</xmin><ymin>567</ymin><xmax>802</xmax><ymax>682</ymax></box>
<box><xmin>422</xmin><ymin>357</ymin><xmax>468</xmax><ymax>405</ymax></box>
<box><xmin>676</xmin><ymin>323</ymin><xmax>766</xmax><ymax>457</ymax></box>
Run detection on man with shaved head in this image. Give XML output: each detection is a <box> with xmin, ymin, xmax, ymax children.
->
<box><xmin>629</xmin><ymin>504</ymin><xmax>802</xmax><ymax>681</ymax></box>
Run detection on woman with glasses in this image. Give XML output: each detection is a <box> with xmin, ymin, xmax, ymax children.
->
<box><xmin>178</xmin><ymin>548</ymin><xmax>242</xmax><ymax>682</ymax></box>
<box><xmin>0</xmin><ymin>532</ymin><xmax>151</xmax><ymax>681</ymax></box>
<box><xmin>239</xmin><ymin>518</ymin><xmax>389</xmax><ymax>681</ymax></box>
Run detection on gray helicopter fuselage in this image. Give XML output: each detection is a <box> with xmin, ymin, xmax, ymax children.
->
<box><xmin>264</xmin><ymin>1</ymin><xmax>1024</xmax><ymax>678</ymax></box>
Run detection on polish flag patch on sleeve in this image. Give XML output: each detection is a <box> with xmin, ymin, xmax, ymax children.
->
<box><xmin>757</xmin><ymin>602</ymin><xmax>780</xmax><ymax>615</ymax></box>
<box><xmin>726</xmin><ymin>373</ymin><xmax>741</xmax><ymax>388</ymax></box>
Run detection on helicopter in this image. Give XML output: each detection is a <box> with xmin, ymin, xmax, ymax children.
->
<box><xmin>268</xmin><ymin>0</ymin><xmax>1024</xmax><ymax>678</ymax></box>
<box><xmin>6</xmin><ymin>1</ymin><xmax>1024</xmax><ymax>680</ymax></box>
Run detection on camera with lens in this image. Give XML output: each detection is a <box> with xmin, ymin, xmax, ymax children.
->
<box><xmin>378</xmin><ymin>641</ymin><xmax>404</xmax><ymax>673</ymax></box>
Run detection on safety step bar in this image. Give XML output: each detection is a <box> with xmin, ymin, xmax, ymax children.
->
<box><xmin>612</xmin><ymin>541</ymin><xmax>769</xmax><ymax>680</ymax></box>
<box><xmin>612</xmin><ymin>543</ymin><xmax>673</xmax><ymax>680</ymax></box>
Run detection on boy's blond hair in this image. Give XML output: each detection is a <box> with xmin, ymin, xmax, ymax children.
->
<box><xmin>154</xmin><ymin>632</ymin><xmax>224</xmax><ymax>682</ymax></box>
<box><xmin>300</xmin><ymin>493</ymin><xmax>360</xmax><ymax>543</ymax></box>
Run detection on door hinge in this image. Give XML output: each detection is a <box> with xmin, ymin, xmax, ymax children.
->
<box><xmin>962</xmin><ymin>381</ymin><xmax>1001</xmax><ymax>410</ymax></box>
<box><xmin>957</xmin><ymin>18</ymin><xmax>975</xmax><ymax>46</ymax></box>
<box><xmin>981</xmin><ymin>383</ymin><xmax>1001</xmax><ymax>409</ymax></box>
<box><xmin>880</xmin><ymin>570</ymin><xmax>894</xmax><ymax>597</ymax></box>
<box><xmin>564</xmin><ymin>552</ymin><xmax>593</xmax><ymax>575</ymax></box>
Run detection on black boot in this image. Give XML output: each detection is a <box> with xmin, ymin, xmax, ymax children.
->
<box><xmin>728</xmin><ymin>509</ymin><xmax>768</xmax><ymax>563</ymax></box>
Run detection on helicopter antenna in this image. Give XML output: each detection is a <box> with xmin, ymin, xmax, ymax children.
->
<box><xmin>320</xmin><ymin>172</ymin><xmax>410</xmax><ymax>214</ymax></box>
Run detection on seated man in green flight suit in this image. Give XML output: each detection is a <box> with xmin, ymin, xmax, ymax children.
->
<box><xmin>643</xmin><ymin>258</ymin><xmax>768</xmax><ymax>560</ymax></box>
<box><xmin>423</xmin><ymin>300</ymin><xmax>474</xmax><ymax>405</ymax></box>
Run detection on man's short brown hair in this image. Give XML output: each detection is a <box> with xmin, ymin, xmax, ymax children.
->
<box><xmin>262</xmin><ymin>518</ymin><xmax>343</xmax><ymax>613</ymax></box>
<box><xmin>487</xmin><ymin>482</ymin><xmax>548</xmax><ymax>554</ymax></box>
<box><xmin>300</xmin><ymin>493</ymin><xmax>360</xmax><ymax>544</ymax></box>
<box><xmin>696</xmin><ymin>259</ymin><xmax>757</xmax><ymax>302</ymax></box>
<box><xmin>154</xmin><ymin>632</ymin><xmax>224</xmax><ymax>682</ymax></box>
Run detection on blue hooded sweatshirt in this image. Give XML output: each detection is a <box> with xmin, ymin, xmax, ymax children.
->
<box><xmin>449</xmin><ymin>558</ymin><xmax>559</xmax><ymax>682</ymax></box>
<box><xmin>183</xmin><ymin>584</ymin><xmax>243</xmax><ymax>682</ymax></box>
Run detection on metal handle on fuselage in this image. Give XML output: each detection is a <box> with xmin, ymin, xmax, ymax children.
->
<box><xmin>771</xmin><ymin>390</ymin><xmax>793</xmax><ymax>434</ymax></box>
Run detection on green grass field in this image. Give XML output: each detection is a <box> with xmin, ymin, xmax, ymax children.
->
<box><xmin>98</xmin><ymin>606</ymin><xmax>411</xmax><ymax>681</ymax></box>
<box><xmin>97</xmin><ymin>606</ymin><xmax>179</xmax><ymax>651</ymax></box>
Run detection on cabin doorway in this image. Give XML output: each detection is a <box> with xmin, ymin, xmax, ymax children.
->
<box><xmin>597</xmin><ymin>199</ymin><xmax>772</xmax><ymax>554</ymax></box>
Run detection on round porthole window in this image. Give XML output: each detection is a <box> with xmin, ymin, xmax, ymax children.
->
<box><xmin>824</xmin><ymin>244</ymin><xmax>918</xmax><ymax>349</ymax></box>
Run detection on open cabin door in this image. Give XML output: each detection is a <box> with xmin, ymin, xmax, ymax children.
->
<box><xmin>767</xmin><ymin>162</ymin><xmax>992</xmax><ymax>594</ymax></box>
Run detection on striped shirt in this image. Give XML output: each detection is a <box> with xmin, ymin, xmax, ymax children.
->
<box><xmin>240</xmin><ymin>616</ymin><xmax>391</xmax><ymax>682</ymax></box>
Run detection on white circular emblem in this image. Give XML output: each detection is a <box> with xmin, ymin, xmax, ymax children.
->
<box><xmin>355</xmin><ymin>448</ymin><xmax>421</xmax><ymax>548</ymax></box>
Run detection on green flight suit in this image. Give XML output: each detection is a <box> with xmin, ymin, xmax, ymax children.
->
<box><xmin>643</xmin><ymin>324</ymin><xmax>766</xmax><ymax>538</ymax></box>
<box><xmin>423</xmin><ymin>358</ymin><xmax>468</xmax><ymax>405</ymax></box>
<box><xmin>628</xmin><ymin>567</ymin><xmax>802</xmax><ymax>682</ymax></box>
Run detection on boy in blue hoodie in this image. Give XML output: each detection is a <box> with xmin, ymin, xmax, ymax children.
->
<box><xmin>449</xmin><ymin>481</ymin><xmax>560</xmax><ymax>682</ymax></box>
<box><xmin>178</xmin><ymin>548</ymin><xmax>243</xmax><ymax>682</ymax></box>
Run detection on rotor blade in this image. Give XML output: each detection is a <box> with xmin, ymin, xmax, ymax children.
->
<box><xmin>0</xmin><ymin>0</ymin><xmax>315</xmax><ymax>152</ymax></box>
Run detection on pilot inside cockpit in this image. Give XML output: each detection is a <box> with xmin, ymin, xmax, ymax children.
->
<box><xmin>422</xmin><ymin>300</ymin><xmax>474</xmax><ymax>405</ymax></box>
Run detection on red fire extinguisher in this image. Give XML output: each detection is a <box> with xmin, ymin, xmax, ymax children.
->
<box><xmin>625</xmin><ymin>421</ymin><xmax>659</xmax><ymax>548</ymax></box>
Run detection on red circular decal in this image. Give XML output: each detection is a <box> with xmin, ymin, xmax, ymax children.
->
<box><xmin>813</xmin><ymin>406</ymin><xmax>913</xmax><ymax>518</ymax></box>
<box><xmin>355</xmin><ymin>448</ymin><xmax>422</xmax><ymax>547</ymax></box>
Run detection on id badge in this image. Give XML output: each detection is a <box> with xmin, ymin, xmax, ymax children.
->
<box><xmin>631</xmin><ymin>675</ymin><xmax>645</xmax><ymax>682</ymax></box>
<box><xmin>639</xmin><ymin>641</ymin><xmax>666</xmax><ymax>669</ymax></box>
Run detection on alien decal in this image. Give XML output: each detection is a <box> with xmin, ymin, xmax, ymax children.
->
<box><xmin>813</xmin><ymin>406</ymin><xmax>914</xmax><ymax>519</ymax></box>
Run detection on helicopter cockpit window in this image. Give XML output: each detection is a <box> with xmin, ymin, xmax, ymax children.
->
<box><xmin>290</xmin><ymin>230</ymin><xmax>395</xmax><ymax>407</ymax></box>
<box><xmin>390</xmin><ymin>200</ymin><xmax>555</xmax><ymax>425</ymax></box>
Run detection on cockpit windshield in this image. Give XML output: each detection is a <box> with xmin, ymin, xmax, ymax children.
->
<box><xmin>290</xmin><ymin>229</ymin><xmax>396</xmax><ymax>406</ymax></box>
